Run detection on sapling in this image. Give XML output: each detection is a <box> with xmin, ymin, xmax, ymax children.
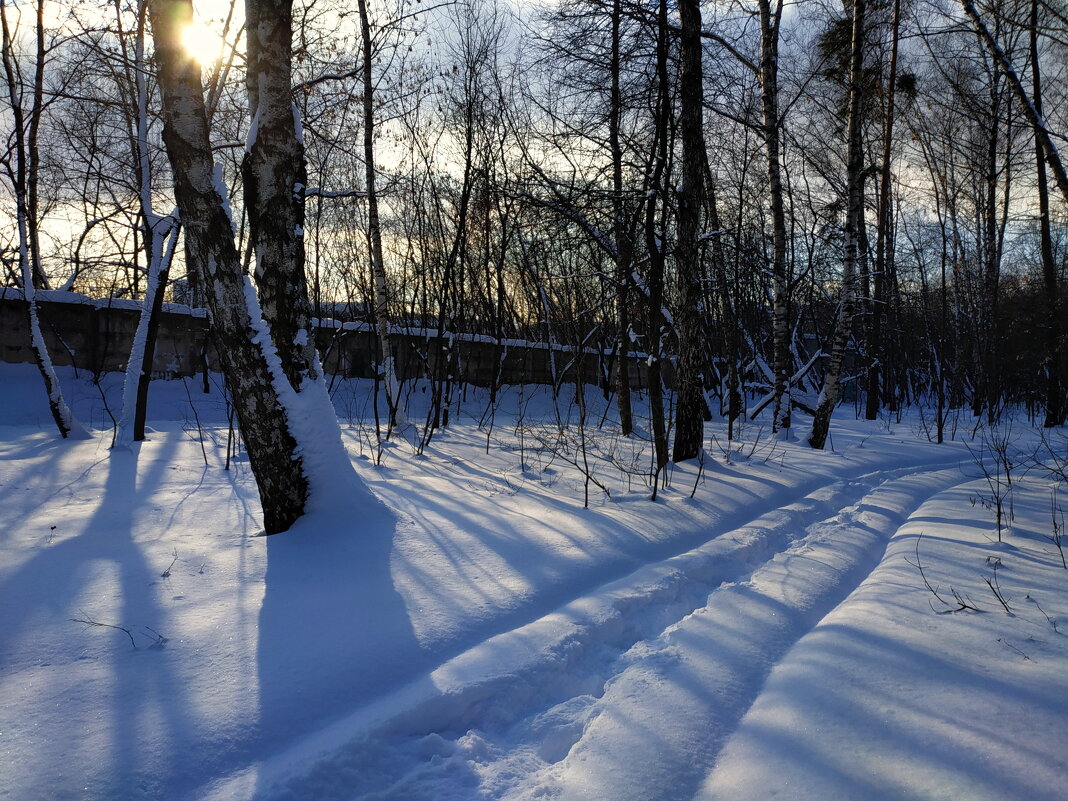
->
<box><xmin>984</xmin><ymin>558</ymin><xmax>1012</xmax><ymax>615</ymax></box>
<box><xmin>160</xmin><ymin>548</ymin><xmax>178</xmax><ymax>578</ymax></box>
<box><xmin>906</xmin><ymin>534</ymin><xmax>981</xmax><ymax>613</ymax></box>
<box><xmin>180</xmin><ymin>377</ymin><xmax>209</xmax><ymax>466</ymax></box>
<box><xmin>965</xmin><ymin>422</ymin><xmax>1019</xmax><ymax>542</ymax></box>
<box><xmin>1048</xmin><ymin>486</ymin><xmax>1066</xmax><ymax>570</ymax></box>
<box><xmin>689</xmin><ymin>448</ymin><xmax>706</xmax><ymax>499</ymax></box>
<box><xmin>996</xmin><ymin>638</ymin><xmax>1031</xmax><ymax>661</ymax></box>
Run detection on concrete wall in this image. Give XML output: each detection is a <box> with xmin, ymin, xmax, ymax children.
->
<box><xmin>0</xmin><ymin>289</ymin><xmax>656</xmax><ymax>389</ymax></box>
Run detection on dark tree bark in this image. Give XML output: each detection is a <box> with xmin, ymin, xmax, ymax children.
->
<box><xmin>671</xmin><ymin>0</ymin><xmax>706</xmax><ymax>462</ymax></box>
<box><xmin>25</xmin><ymin>0</ymin><xmax>49</xmax><ymax>290</ymax></box>
<box><xmin>961</xmin><ymin>0</ymin><xmax>1068</xmax><ymax>205</ymax></box>
<box><xmin>810</xmin><ymin>0</ymin><xmax>866</xmax><ymax>450</ymax></box>
<box><xmin>147</xmin><ymin>0</ymin><xmax>307</xmax><ymax>534</ymax></box>
<box><xmin>758</xmin><ymin>0</ymin><xmax>792</xmax><ymax>437</ymax></box>
<box><xmin>357</xmin><ymin>0</ymin><xmax>402</xmax><ymax>429</ymax></box>
<box><xmin>132</xmin><ymin>226</ymin><xmax>179</xmax><ymax>441</ymax></box>
<box><xmin>865</xmin><ymin>0</ymin><xmax>901</xmax><ymax>421</ymax></box>
<box><xmin>117</xmin><ymin>1</ymin><xmax>178</xmax><ymax>446</ymax></box>
<box><xmin>1031</xmin><ymin>0</ymin><xmax>1065</xmax><ymax>427</ymax></box>
<box><xmin>610</xmin><ymin>0</ymin><xmax>634</xmax><ymax>437</ymax></box>
<box><xmin>646</xmin><ymin>0</ymin><xmax>670</xmax><ymax>481</ymax></box>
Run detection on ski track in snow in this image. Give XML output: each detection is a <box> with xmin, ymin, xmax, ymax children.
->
<box><xmin>236</xmin><ymin>463</ymin><xmax>969</xmax><ymax>801</ymax></box>
<box><xmin>7</xmin><ymin>367</ymin><xmax>1061</xmax><ymax>801</ymax></box>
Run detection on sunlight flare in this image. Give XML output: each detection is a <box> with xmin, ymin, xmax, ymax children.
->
<box><xmin>180</xmin><ymin>21</ymin><xmax>223</xmax><ymax>64</ymax></box>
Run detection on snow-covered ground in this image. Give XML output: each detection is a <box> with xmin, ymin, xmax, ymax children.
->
<box><xmin>1</xmin><ymin>363</ymin><xmax>1066</xmax><ymax>800</ymax></box>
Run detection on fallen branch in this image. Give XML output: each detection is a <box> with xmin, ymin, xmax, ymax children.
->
<box><xmin>71</xmin><ymin>612</ymin><xmax>136</xmax><ymax>649</ymax></box>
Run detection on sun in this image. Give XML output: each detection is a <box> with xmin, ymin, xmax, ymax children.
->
<box><xmin>180</xmin><ymin>21</ymin><xmax>224</xmax><ymax>64</ymax></box>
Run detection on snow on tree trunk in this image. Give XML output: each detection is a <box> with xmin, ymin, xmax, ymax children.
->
<box><xmin>147</xmin><ymin>0</ymin><xmax>308</xmax><ymax>534</ymax></box>
<box><xmin>243</xmin><ymin>0</ymin><xmax>320</xmax><ymax>389</ymax></box>
<box><xmin>116</xmin><ymin>220</ymin><xmax>178</xmax><ymax>446</ymax></box>
<box><xmin>117</xmin><ymin>2</ymin><xmax>177</xmax><ymax>447</ymax></box>
<box><xmin>0</xmin><ymin>0</ymin><xmax>86</xmax><ymax>440</ymax></box>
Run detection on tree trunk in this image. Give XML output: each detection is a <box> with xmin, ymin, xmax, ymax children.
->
<box><xmin>0</xmin><ymin>0</ymin><xmax>84</xmax><ymax>439</ymax></box>
<box><xmin>865</xmin><ymin>0</ymin><xmax>900</xmax><ymax>421</ymax></box>
<box><xmin>1031</xmin><ymin>0</ymin><xmax>1065</xmax><ymax>427</ymax></box>
<box><xmin>118</xmin><ymin>1</ymin><xmax>178</xmax><ymax>446</ymax></box>
<box><xmin>147</xmin><ymin>0</ymin><xmax>307</xmax><ymax>534</ymax></box>
<box><xmin>132</xmin><ymin>226</ymin><xmax>180</xmax><ymax>441</ymax></box>
<box><xmin>357</xmin><ymin>0</ymin><xmax>403</xmax><ymax>430</ymax></box>
<box><xmin>671</xmin><ymin>0</ymin><xmax>706</xmax><ymax>462</ymax></box>
<box><xmin>810</xmin><ymin>0</ymin><xmax>866</xmax><ymax>450</ymax></box>
<box><xmin>610</xmin><ymin>0</ymin><xmax>634</xmax><ymax>437</ymax></box>
<box><xmin>758</xmin><ymin>0</ymin><xmax>792</xmax><ymax>438</ymax></box>
<box><xmin>646</xmin><ymin>0</ymin><xmax>670</xmax><ymax>480</ymax></box>
<box><xmin>243</xmin><ymin>0</ymin><xmax>319</xmax><ymax>388</ymax></box>
<box><xmin>26</xmin><ymin>0</ymin><xmax>49</xmax><ymax>290</ymax></box>
<box><xmin>961</xmin><ymin>0</ymin><xmax>1068</xmax><ymax>205</ymax></box>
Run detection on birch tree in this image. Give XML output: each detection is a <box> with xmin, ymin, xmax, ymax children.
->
<box><xmin>0</xmin><ymin>0</ymin><xmax>87</xmax><ymax>439</ymax></box>
<box><xmin>147</xmin><ymin>0</ymin><xmax>309</xmax><ymax>533</ymax></box>
<box><xmin>646</xmin><ymin>0</ymin><xmax>670</xmax><ymax>482</ymax></box>
<box><xmin>116</xmin><ymin>0</ymin><xmax>180</xmax><ymax>446</ymax></box>
<box><xmin>609</xmin><ymin>0</ymin><xmax>634</xmax><ymax>436</ymax></box>
<box><xmin>244</xmin><ymin>0</ymin><xmax>320</xmax><ymax>388</ymax></box>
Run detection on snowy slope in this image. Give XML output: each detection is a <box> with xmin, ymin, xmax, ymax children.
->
<box><xmin>1</xmin><ymin>363</ymin><xmax>1066</xmax><ymax>801</ymax></box>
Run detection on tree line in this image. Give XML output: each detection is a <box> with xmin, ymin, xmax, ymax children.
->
<box><xmin>1</xmin><ymin>0</ymin><xmax>1065</xmax><ymax>532</ymax></box>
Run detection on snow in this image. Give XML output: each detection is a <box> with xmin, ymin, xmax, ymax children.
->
<box><xmin>1</xmin><ymin>362</ymin><xmax>1066</xmax><ymax>801</ymax></box>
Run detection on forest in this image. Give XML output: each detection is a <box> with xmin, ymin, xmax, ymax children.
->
<box><xmin>3</xmin><ymin>0</ymin><xmax>1066</xmax><ymax>499</ymax></box>
<box><xmin>2</xmin><ymin>1</ymin><xmax>1068</xmax><ymax>800</ymax></box>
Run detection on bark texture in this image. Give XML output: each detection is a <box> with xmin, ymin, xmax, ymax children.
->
<box><xmin>148</xmin><ymin>0</ymin><xmax>307</xmax><ymax>534</ymax></box>
<box><xmin>646</xmin><ymin>0</ymin><xmax>670</xmax><ymax>478</ymax></box>
<box><xmin>671</xmin><ymin>0</ymin><xmax>706</xmax><ymax>462</ymax></box>
<box><xmin>758</xmin><ymin>0</ymin><xmax>792</xmax><ymax>437</ymax></box>
<box><xmin>243</xmin><ymin>0</ymin><xmax>318</xmax><ymax>388</ymax></box>
<box><xmin>1</xmin><ymin>0</ymin><xmax>81</xmax><ymax>438</ymax></box>
<box><xmin>810</xmin><ymin>0</ymin><xmax>866</xmax><ymax>450</ymax></box>
<box><xmin>610</xmin><ymin>0</ymin><xmax>633</xmax><ymax>437</ymax></box>
<box><xmin>1030</xmin><ymin>0</ymin><xmax>1065</xmax><ymax>427</ymax></box>
<box><xmin>358</xmin><ymin>0</ymin><xmax>402</xmax><ymax>428</ymax></box>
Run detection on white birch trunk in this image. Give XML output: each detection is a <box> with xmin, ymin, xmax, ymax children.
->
<box><xmin>116</xmin><ymin>1</ymin><xmax>176</xmax><ymax>447</ymax></box>
<box><xmin>1</xmin><ymin>0</ymin><xmax>87</xmax><ymax>439</ymax></box>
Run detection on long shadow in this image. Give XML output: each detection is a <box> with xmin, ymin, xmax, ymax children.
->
<box><xmin>0</xmin><ymin>439</ymin><xmax>103</xmax><ymax>542</ymax></box>
<box><xmin>0</xmin><ymin>433</ymin><xmax>201</xmax><ymax>801</ymax></box>
<box><xmin>253</xmin><ymin>483</ymin><xmax>420</xmax><ymax>797</ymax></box>
<box><xmin>704</xmin><ymin>623</ymin><xmax>1067</xmax><ymax>801</ymax></box>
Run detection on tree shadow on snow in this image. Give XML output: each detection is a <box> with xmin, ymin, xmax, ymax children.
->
<box><xmin>0</xmin><ymin>433</ymin><xmax>199</xmax><ymax>801</ymax></box>
<box><xmin>254</xmin><ymin>481</ymin><xmax>422</xmax><ymax>796</ymax></box>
